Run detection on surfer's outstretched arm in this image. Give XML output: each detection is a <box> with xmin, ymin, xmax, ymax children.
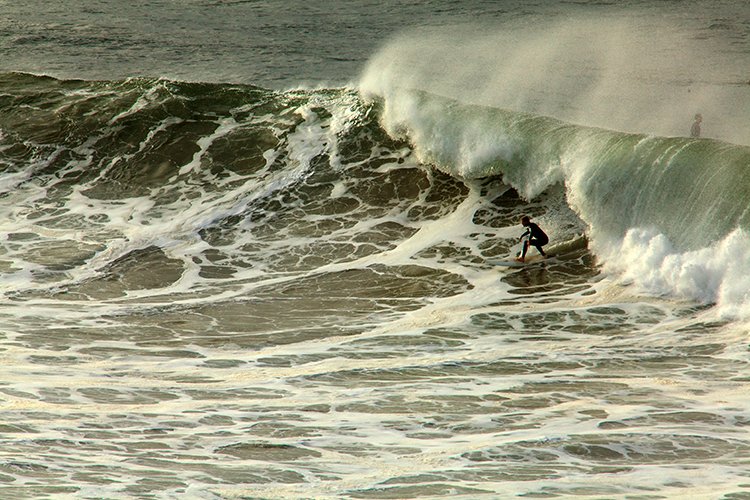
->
<box><xmin>519</xmin><ymin>239</ymin><xmax>529</xmax><ymax>261</ymax></box>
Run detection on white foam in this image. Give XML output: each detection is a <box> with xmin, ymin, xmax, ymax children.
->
<box><xmin>596</xmin><ymin>227</ymin><xmax>750</xmax><ymax>319</ymax></box>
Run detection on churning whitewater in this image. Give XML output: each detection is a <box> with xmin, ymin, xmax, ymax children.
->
<box><xmin>0</xmin><ymin>2</ymin><xmax>749</xmax><ymax>499</ymax></box>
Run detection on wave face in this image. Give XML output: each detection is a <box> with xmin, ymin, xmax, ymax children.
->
<box><xmin>360</xmin><ymin>23</ymin><xmax>750</xmax><ymax>317</ymax></box>
<box><xmin>0</xmin><ymin>71</ymin><xmax>747</xmax><ymax>312</ymax></box>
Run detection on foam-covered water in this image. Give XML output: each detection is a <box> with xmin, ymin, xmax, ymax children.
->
<box><xmin>0</xmin><ymin>1</ymin><xmax>748</xmax><ymax>499</ymax></box>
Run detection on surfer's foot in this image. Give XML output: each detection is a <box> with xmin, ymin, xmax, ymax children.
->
<box><xmin>515</xmin><ymin>257</ymin><xmax>524</xmax><ymax>262</ymax></box>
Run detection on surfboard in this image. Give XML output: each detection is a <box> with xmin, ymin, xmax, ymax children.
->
<box><xmin>490</xmin><ymin>253</ymin><xmax>548</xmax><ymax>267</ymax></box>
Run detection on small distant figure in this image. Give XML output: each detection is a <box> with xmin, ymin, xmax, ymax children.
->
<box><xmin>516</xmin><ymin>215</ymin><xmax>548</xmax><ymax>262</ymax></box>
<box><xmin>690</xmin><ymin>113</ymin><xmax>702</xmax><ymax>138</ymax></box>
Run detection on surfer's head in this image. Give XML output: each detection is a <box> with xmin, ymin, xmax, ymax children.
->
<box><xmin>520</xmin><ymin>215</ymin><xmax>530</xmax><ymax>226</ymax></box>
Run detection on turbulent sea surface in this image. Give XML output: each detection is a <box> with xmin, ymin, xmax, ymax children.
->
<box><xmin>0</xmin><ymin>1</ymin><xmax>749</xmax><ymax>499</ymax></box>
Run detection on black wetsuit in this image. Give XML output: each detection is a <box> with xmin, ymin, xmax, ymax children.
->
<box><xmin>521</xmin><ymin>222</ymin><xmax>549</xmax><ymax>258</ymax></box>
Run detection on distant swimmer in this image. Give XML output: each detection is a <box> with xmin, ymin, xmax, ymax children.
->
<box><xmin>516</xmin><ymin>215</ymin><xmax>548</xmax><ymax>262</ymax></box>
<box><xmin>690</xmin><ymin>113</ymin><xmax>702</xmax><ymax>138</ymax></box>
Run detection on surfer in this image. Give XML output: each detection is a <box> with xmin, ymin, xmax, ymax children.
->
<box><xmin>690</xmin><ymin>113</ymin><xmax>702</xmax><ymax>138</ymax></box>
<box><xmin>517</xmin><ymin>215</ymin><xmax>548</xmax><ymax>262</ymax></box>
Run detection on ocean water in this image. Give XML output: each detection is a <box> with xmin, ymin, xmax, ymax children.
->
<box><xmin>0</xmin><ymin>1</ymin><xmax>749</xmax><ymax>499</ymax></box>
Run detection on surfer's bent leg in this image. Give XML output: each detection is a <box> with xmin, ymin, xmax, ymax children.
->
<box><xmin>531</xmin><ymin>236</ymin><xmax>548</xmax><ymax>256</ymax></box>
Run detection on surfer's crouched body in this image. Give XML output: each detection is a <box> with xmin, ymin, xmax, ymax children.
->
<box><xmin>517</xmin><ymin>215</ymin><xmax>548</xmax><ymax>262</ymax></box>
